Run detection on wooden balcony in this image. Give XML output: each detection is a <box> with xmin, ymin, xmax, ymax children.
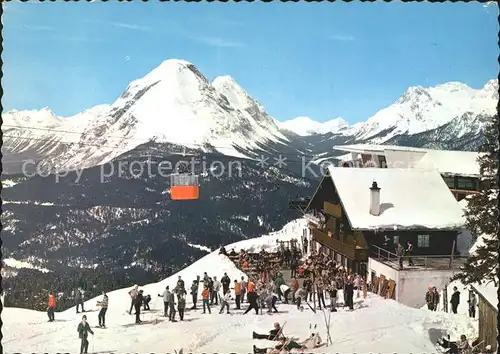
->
<box><xmin>312</xmin><ymin>228</ymin><xmax>368</xmax><ymax>261</ymax></box>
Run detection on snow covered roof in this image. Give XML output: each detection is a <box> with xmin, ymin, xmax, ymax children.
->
<box><xmin>332</xmin><ymin>144</ymin><xmax>481</xmax><ymax>178</ymax></box>
<box><xmin>471</xmin><ymin>281</ymin><xmax>498</xmax><ymax>310</ymax></box>
<box><xmin>333</xmin><ymin>143</ymin><xmax>428</xmax><ymax>154</ymax></box>
<box><xmin>414</xmin><ymin>150</ymin><xmax>481</xmax><ymax>178</ymax></box>
<box><xmin>327</xmin><ymin>166</ymin><xmax>466</xmax><ymax>231</ymax></box>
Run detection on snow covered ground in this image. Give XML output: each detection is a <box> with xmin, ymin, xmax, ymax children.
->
<box><xmin>2</xmin><ymin>218</ymin><xmax>479</xmax><ymax>353</ymax></box>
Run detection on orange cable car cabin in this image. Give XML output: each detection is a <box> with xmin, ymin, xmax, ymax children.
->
<box><xmin>170</xmin><ymin>173</ymin><xmax>199</xmax><ymax>200</ymax></box>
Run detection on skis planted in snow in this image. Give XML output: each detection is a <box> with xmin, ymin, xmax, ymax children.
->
<box><xmin>443</xmin><ymin>286</ymin><xmax>448</xmax><ymax>313</ymax></box>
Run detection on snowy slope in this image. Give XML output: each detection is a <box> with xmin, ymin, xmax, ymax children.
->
<box><xmin>3</xmin><ymin>218</ymin><xmax>478</xmax><ymax>353</ymax></box>
<box><xmin>279</xmin><ymin>116</ymin><xmax>349</xmax><ymax>136</ymax></box>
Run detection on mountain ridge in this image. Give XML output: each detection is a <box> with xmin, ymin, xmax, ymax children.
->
<box><xmin>2</xmin><ymin>59</ymin><xmax>497</xmax><ymax>175</ymax></box>
<box><xmin>279</xmin><ymin>79</ymin><xmax>498</xmax><ymax>139</ymax></box>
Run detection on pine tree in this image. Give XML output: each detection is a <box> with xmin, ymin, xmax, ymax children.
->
<box><xmin>453</xmin><ymin>114</ymin><xmax>499</xmax><ymax>286</ymax></box>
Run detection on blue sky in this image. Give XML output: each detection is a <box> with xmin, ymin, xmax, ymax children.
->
<box><xmin>3</xmin><ymin>1</ymin><xmax>498</xmax><ymax>124</ymax></box>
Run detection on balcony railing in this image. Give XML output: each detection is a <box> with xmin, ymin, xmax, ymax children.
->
<box><xmin>312</xmin><ymin>228</ymin><xmax>368</xmax><ymax>261</ymax></box>
<box><xmin>370</xmin><ymin>244</ymin><xmax>468</xmax><ymax>271</ymax></box>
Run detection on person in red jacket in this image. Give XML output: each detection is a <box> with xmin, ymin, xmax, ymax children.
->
<box><xmin>201</xmin><ymin>285</ymin><xmax>211</xmax><ymax>314</ymax></box>
<box><xmin>47</xmin><ymin>292</ymin><xmax>56</xmax><ymax>322</ymax></box>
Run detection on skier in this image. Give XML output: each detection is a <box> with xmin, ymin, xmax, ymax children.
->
<box><xmin>316</xmin><ymin>281</ymin><xmax>326</xmax><ymax>310</ymax></box>
<box><xmin>212</xmin><ymin>276</ymin><xmax>221</xmax><ymax>305</ymax></box>
<box><xmin>290</xmin><ymin>257</ymin><xmax>299</xmax><ymax>279</ymax></box>
<box><xmin>457</xmin><ymin>335</ymin><xmax>471</xmax><ymax>352</ymax></box>
<box><xmin>450</xmin><ymin>286</ymin><xmax>460</xmax><ymax>314</ymax></box>
<box><xmin>234</xmin><ymin>279</ymin><xmax>242</xmax><ymax>309</ymax></box>
<box><xmin>75</xmin><ymin>288</ymin><xmax>85</xmax><ymax>313</ymax></box>
<box><xmin>283</xmin><ymin>248</ymin><xmax>291</xmax><ymax>267</ymax></box>
<box><xmin>134</xmin><ymin>290</ymin><xmax>144</xmax><ymax>324</ymax></box>
<box><xmin>265</xmin><ymin>293</ymin><xmax>278</xmax><ymax>314</ymax></box>
<box><xmin>247</xmin><ymin>279</ymin><xmax>256</xmax><ymax>293</ymax></box>
<box><xmin>177</xmin><ymin>289</ymin><xmax>186</xmax><ymax>321</ymax></box>
<box><xmin>382</xmin><ymin>235</ymin><xmax>391</xmax><ymax>249</ymax></box>
<box><xmin>77</xmin><ymin>315</ymin><xmax>94</xmax><ymax>354</ymax></box>
<box><xmin>202</xmin><ymin>285</ymin><xmax>211</xmax><ymax>314</ymax></box>
<box><xmin>158</xmin><ymin>286</ymin><xmax>171</xmax><ymax>317</ymax></box>
<box><xmin>221</xmin><ymin>272</ymin><xmax>231</xmax><ymax>295</ymax></box>
<box><xmin>396</xmin><ymin>243</ymin><xmax>405</xmax><ymax>270</ymax></box>
<box><xmin>406</xmin><ymin>240</ymin><xmax>414</xmax><ymax>266</ymax></box>
<box><xmin>243</xmin><ymin>288</ymin><xmax>260</xmax><ymax>315</ymax></box>
<box><xmin>203</xmin><ymin>272</ymin><xmax>210</xmax><ymax>287</ymax></box>
<box><xmin>128</xmin><ymin>285</ymin><xmax>139</xmax><ymax>315</ymax></box>
<box><xmin>425</xmin><ymin>286</ymin><xmax>435</xmax><ymax>310</ymax></box>
<box><xmin>303</xmin><ymin>278</ymin><xmax>313</xmax><ymax>302</ymax></box>
<box><xmin>432</xmin><ymin>286</ymin><xmax>440</xmax><ymax>311</ymax></box>
<box><xmin>273</xmin><ymin>273</ymin><xmax>285</xmax><ymax>302</ymax></box>
<box><xmin>327</xmin><ymin>282</ymin><xmax>338</xmax><ymax>312</ymax></box>
<box><xmin>143</xmin><ymin>294</ymin><xmax>151</xmax><ymax>311</ymax></box>
<box><xmin>344</xmin><ymin>280</ymin><xmax>354</xmax><ymax>310</ymax></box>
<box><xmin>190</xmin><ymin>280</ymin><xmax>199</xmax><ymax>310</ymax></box>
<box><xmin>208</xmin><ymin>277</ymin><xmax>215</xmax><ymax>305</ymax></box>
<box><xmin>168</xmin><ymin>289</ymin><xmax>176</xmax><ymax>322</ymax></box>
<box><xmin>96</xmin><ymin>291</ymin><xmax>108</xmax><ymax>328</ymax></box>
<box><xmin>253</xmin><ymin>334</ymin><xmax>321</xmax><ymax>354</ymax></box>
<box><xmin>176</xmin><ymin>276</ymin><xmax>185</xmax><ymax>293</ymax></box>
<box><xmin>280</xmin><ymin>284</ymin><xmax>290</xmax><ymax>304</ymax></box>
<box><xmin>240</xmin><ymin>276</ymin><xmax>247</xmax><ymax>303</ymax></box>
<box><xmin>252</xmin><ymin>322</ymin><xmax>283</xmax><ymax>340</ymax></box>
<box><xmin>467</xmin><ymin>292</ymin><xmax>477</xmax><ymax>318</ymax></box>
<box><xmin>219</xmin><ymin>291</ymin><xmax>231</xmax><ymax>314</ymax></box>
<box><xmin>437</xmin><ymin>334</ymin><xmax>459</xmax><ymax>354</ymax></box>
<box><xmin>47</xmin><ymin>292</ymin><xmax>56</xmax><ymax>322</ymax></box>
<box><xmin>295</xmin><ymin>286</ymin><xmax>307</xmax><ymax>310</ymax></box>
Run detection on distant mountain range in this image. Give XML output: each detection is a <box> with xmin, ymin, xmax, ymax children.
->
<box><xmin>3</xmin><ymin>59</ymin><xmax>497</xmax><ymax>175</ymax></box>
<box><xmin>1</xmin><ymin>59</ymin><xmax>497</xmax><ymax>309</ymax></box>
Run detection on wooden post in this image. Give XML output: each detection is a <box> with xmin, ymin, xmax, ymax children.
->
<box><xmin>449</xmin><ymin>240</ymin><xmax>456</xmax><ymax>269</ymax></box>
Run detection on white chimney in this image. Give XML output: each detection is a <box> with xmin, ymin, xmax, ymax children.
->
<box><xmin>369</xmin><ymin>181</ymin><xmax>381</xmax><ymax>216</ymax></box>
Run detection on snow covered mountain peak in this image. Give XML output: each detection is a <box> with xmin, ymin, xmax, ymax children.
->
<box><xmin>480</xmin><ymin>79</ymin><xmax>499</xmax><ymax>99</ymax></box>
<box><xmin>279</xmin><ymin>116</ymin><xmax>349</xmax><ymax>136</ymax></box>
<box><xmin>212</xmin><ymin>75</ymin><xmax>238</xmax><ymax>86</ymax></box>
<box><xmin>4</xmin><ymin>59</ymin><xmax>288</xmax><ymax>172</ymax></box>
<box><xmin>346</xmin><ymin>78</ymin><xmax>497</xmax><ymax>142</ymax></box>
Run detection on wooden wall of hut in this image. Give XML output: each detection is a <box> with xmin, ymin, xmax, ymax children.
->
<box><xmin>477</xmin><ymin>294</ymin><xmax>498</xmax><ymax>351</ymax></box>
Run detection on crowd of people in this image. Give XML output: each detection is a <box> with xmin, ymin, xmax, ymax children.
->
<box><xmin>41</xmin><ymin>243</ymin><xmax>490</xmax><ymax>354</ymax></box>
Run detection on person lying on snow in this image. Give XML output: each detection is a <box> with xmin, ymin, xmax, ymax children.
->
<box><xmin>253</xmin><ymin>332</ymin><xmax>322</xmax><ymax>354</ymax></box>
<box><xmin>252</xmin><ymin>322</ymin><xmax>284</xmax><ymax>340</ymax></box>
<box><xmin>437</xmin><ymin>334</ymin><xmax>472</xmax><ymax>354</ymax></box>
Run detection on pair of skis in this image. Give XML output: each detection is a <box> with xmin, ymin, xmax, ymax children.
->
<box><xmin>321</xmin><ymin>308</ymin><xmax>333</xmax><ymax>346</ymax></box>
<box><xmin>272</xmin><ymin>320</ymin><xmax>287</xmax><ymax>340</ymax></box>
